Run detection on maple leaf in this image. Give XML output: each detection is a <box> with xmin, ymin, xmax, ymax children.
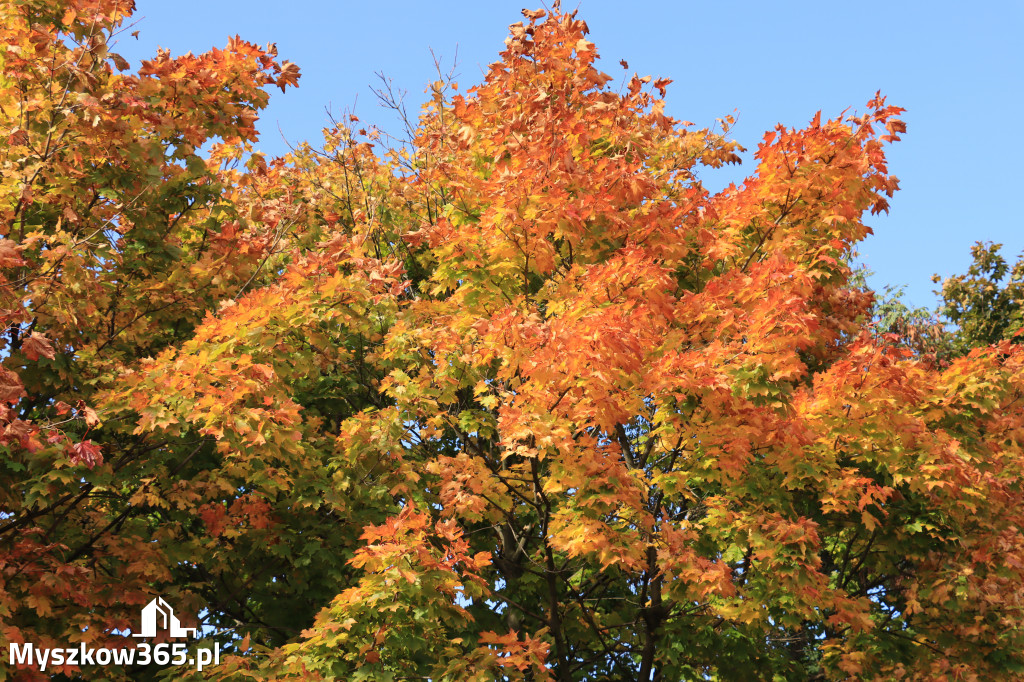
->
<box><xmin>22</xmin><ymin>333</ymin><xmax>56</xmax><ymax>361</ymax></box>
<box><xmin>69</xmin><ymin>440</ymin><xmax>103</xmax><ymax>468</ymax></box>
<box><xmin>0</xmin><ymin>241</ymin><xmax>26</xmax><ymax>267</ymax></box>
<box><xmin>109</xmin><ymin>52</ymin><xmax>130</xmax><ymax>71</ymax></box>
<box><xmin>0</xmin><ymin>367</ymin><xmax>26</xmax><ymax>403</ymax></box>
<box><xmin>277</xmin><ymin>60</ymin><xmax>301</xmax><ymax>92</ymax></box>
<box><xmin>81</xmin><ymin>405</ymin><xmax>100</xmax><ymax>427</ymax></box>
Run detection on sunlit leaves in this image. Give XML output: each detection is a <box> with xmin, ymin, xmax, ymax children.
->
<box><xmin>2</xmin><ymin>2</ymin><xmax>1022</xmax><ymax>681</ymax></box>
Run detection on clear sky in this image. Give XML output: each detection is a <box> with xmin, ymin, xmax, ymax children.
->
<box><xmin>114</xmin><ymin>0</ymin><xmax>1023</xmax><ymax>310</ymax></box>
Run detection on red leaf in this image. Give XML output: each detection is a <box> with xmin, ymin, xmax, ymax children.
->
<box><xmin>0</xmin><ymin>242</ymin><xmax>26</xmax><ymax>268</ymax></box>
<box><xmin>0</xmin><ymin>367</ymin><xmax>26</xmax><ymax>404</ymax></box>
<box><xmin>70</xmin><ymin>440</ymin><xmax>103</xmax><ymax>468</ymax></box>
<box><xmin>22</xmin><ymin>333</ymin><xmax>56</xmax><ymax>361</ymax></box>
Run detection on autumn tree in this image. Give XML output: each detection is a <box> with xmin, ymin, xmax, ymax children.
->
<box><xmin>0</xmin><ymin>0</ymin><xmax>316</xmax><ymax>676</ymax></box>
<box><xmin>3</xmin><ymin>3</ymin><xmax>1024</xmax><ymax>682</ymax></box>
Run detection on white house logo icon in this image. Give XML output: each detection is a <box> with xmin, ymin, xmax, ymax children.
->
<box><xmin>132</xmin><ymin>597</ymin><xmax>197</xmax><ymax>639</ymax></box>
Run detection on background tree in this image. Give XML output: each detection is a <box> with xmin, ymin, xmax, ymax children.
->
<box><xmin>3</xmin><ymin>3</ymin><xmax>1024</xmax><ymax>682</ymax></box>
<box><xmin>862</xmin><ymin>279</ymin><xmax>947</xmax><ymax>359</ymax></box>
<box><xmin>934</xmin><ymin>241</ymin><xmax>1024</xmax><ymax>355</ymax></box>
<box><xmin>864</xmin><ymin>242</ymin><xmax>1024</xmax><ymax>362</ymax></box>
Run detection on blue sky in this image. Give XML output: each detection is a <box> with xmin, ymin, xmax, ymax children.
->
<box><xmin>114</xmin><ymin>0</ymin><xmax>1022</xmax><ymax>310</ymax></box>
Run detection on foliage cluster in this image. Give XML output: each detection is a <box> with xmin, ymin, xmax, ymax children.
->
<box><xmin>2</xmin><ymin>2</ymin><xmax>1023</xmax><ymax>680</ymax></box>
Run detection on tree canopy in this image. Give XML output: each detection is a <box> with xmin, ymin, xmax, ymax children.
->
<box><xmin>2</xmin><ymin>2</ymin><xmax>1023</xmax><ymax>681</ymax></box>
